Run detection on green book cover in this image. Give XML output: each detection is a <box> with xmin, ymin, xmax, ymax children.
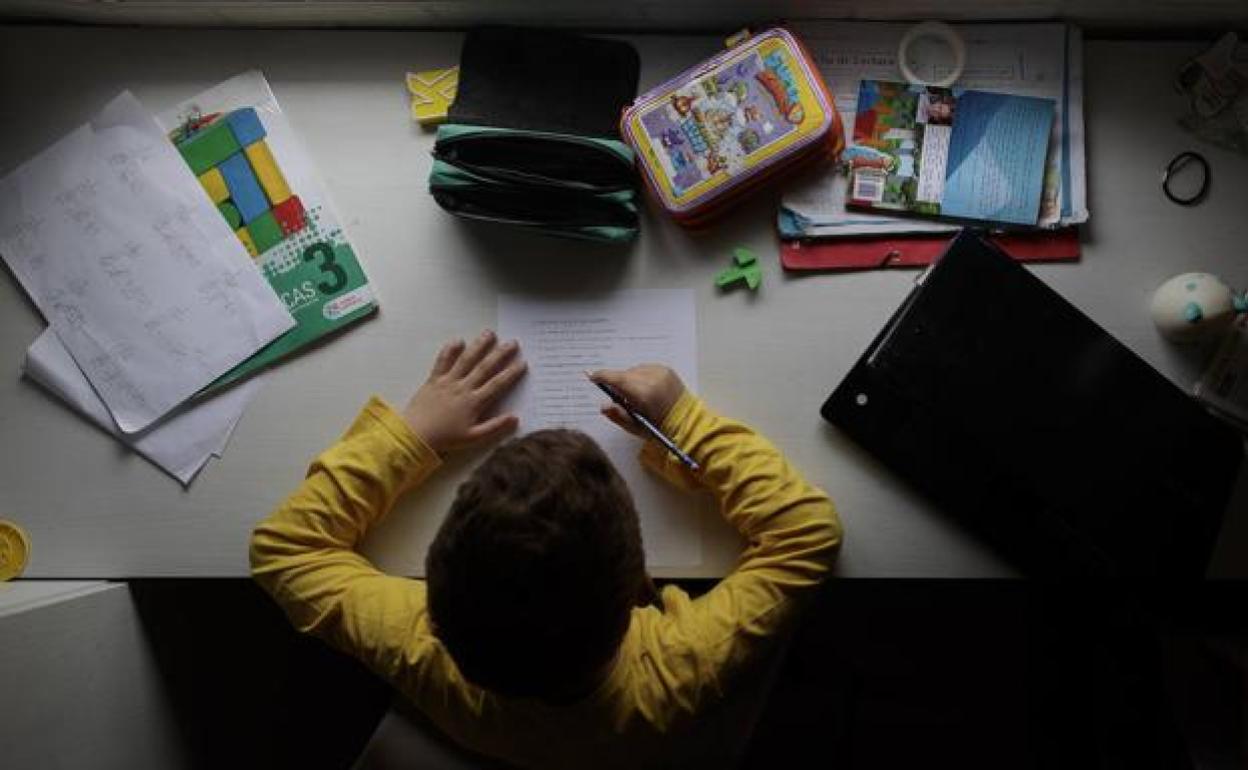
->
<box><xmin>159</xmin><ymin>71</ymin><xmax>377</xmax><ymax>390</ymax></box>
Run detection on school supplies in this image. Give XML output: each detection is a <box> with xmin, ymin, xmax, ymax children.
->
<box><xmin>159</xmin><ymin>71</ymin><xmax>378</xmax><ymax>389</ymax></box>
<box><xmin>0</xmin><ymin>91</ymin><xmax>295</xmax><ymax>434</ymax></box>
<box><xmin>429</xmin><ymin>27</ymin><xmax>641</xmax><ymax>242</ymax></box>
<box><xmin>6</xmin><ymin>73</ymin><xmax>378</xmax><ymax>484</ymax></box>
<box><xmin>589</xmin><ymin>374</ymin><xmax>701</xmax><ymax>472</ymax></box>
<box><xmin>621</xmin><ymin>28</ymin><xmax>844</xmax><ymax>228</ymax></box>
<box><xmin>24</xmin><ymin>329</ymin><xmax>264</xmax><ymax>485</ymax></box>
<box><xmin>896</xmin><ymin>22</ymin><xmax>966</xmax><ymax>88</ymax></box>
<box><xmin>430</xmin><ymin>125</ymin><xmax>638</xmax><ymax>242</ymax></box>
<box><xmin>779</xmin><ymin>21</ymin><xmax>1087</xmax><ymax>239</ymax></box>
<box><xmin>715</xmin><ymin>246</ymin><xmax>762</xmax><ymax>289</ymax></box>
<box><xmin>822</xmin><ymin>231</ymin><xmax>1243</xmax><ymax>578</ymax></box>
<box><xmin>406</xmin><ymin>67</ymin><xmax>458</xmax><ymax>126</ymax></box>
<box><xmin>845</xmin><ymin>80</ymin><xmax>1055</xmax><ymax>225</ymax></box>
<box><xmin>779</xmin><ymin>227</ymin><xmax>1080</xmax><ymax>270</ymax></box>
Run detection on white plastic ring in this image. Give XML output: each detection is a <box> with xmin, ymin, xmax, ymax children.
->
<box><xmin>897</xmin><ymin>21</ymin><xmax>966</xmax><ymax>88</ymax></box>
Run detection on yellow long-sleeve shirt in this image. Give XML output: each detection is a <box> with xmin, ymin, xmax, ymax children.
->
<box><xmin>251</xmin><ymin>392</ymin><xmax>841</xmax><ymax>768</ymax></box>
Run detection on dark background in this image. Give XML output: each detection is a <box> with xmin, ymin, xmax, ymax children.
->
<box><xmin>130</xmin><ymin>579</ymin><xmax>1247</xmax><ymax>770</ymax></box>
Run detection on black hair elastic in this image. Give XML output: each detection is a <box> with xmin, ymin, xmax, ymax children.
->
<box><xmin>1162</xmin><ymin>151</ymin><xmax>1210</xmax><ymax>205</ymax></box>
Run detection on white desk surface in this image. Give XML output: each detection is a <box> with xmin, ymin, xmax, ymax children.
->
<box><xmin>1</xmin><ymin>26</ymin><xmax>1246</xmax><ymax>578</ymax></box>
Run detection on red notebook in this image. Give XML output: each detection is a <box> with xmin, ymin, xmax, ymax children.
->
<box><xmin>780</xmin><ymin>228</ymin><xmax>1080</xmax><ymax>271</ymax></box>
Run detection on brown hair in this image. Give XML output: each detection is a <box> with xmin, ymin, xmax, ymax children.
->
<box><xmin>426</xmin><ymin>429</ymin><xmax>650</xmax><ymax>700</ymax></box>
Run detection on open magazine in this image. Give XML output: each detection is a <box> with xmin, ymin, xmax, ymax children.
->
<box><xmin>844</xmin><ymin>80</ymin><xmax>1055</xmax><ymax>226</ymax></box>
<box><xmin>780</xmin><ymin>22</ymin><xmax>1087</xmax><ymax>238</ymax></box>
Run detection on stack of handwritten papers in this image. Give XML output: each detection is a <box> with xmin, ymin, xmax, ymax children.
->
<box><xmin>0</xmin><ymin>92</ymin><xmax>294</xmax><ymax>483</ymax></box>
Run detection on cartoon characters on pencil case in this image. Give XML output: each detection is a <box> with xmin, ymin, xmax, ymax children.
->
<box><xmin>737</xmin><ymin>129</ymin><xmax>762</xmax><ymax>155</ymax></box>
<box><xmin>668</xmin><ymin>82</ymin><xmax>770</xmax><ymax>173</ymax></box>
<box><xmin>757</xmin><ymin>51</ymin><xmax>805</xmax><ymax>125</ymax></box>
<box><xmin>755</xmin><ymin>71</ymin><xmax>803</xmax><ymax>125</ymax></box>
<box><xmin>644</xmin><ymin>49</ymin><xmax>805</xmax><ymax>192</ymax></box>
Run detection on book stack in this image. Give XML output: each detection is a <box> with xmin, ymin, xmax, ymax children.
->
<box><xmin>777</xmin><ymin>22</ymin><xmax>1087</xmax><ymax>270</ymax></box>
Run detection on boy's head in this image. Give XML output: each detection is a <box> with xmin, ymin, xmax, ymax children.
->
<box><xmin>426</xmin><ymin>428</ymin><xmax>648</xmax><ymax>701</ymax></box>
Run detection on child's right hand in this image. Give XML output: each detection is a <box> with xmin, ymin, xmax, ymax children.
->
<box><xmin>590</xmin><ymin>365</ymin><xmax>687</xmax><ymax>436</ymax></box>
<box><xmin>402</xmin><ymin>330</ymin><xmax>526</xmax><ymax>453</ymax></box>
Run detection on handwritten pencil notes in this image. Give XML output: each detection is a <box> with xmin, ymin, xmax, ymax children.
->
<box><xmin>0</xmin><ymin>92</ymin><xmax>294</xmax><ymax>433</ymax></box>
<box><xmin>25</xmin><ymin>330</ymin><xmax>264</xmax><ymax>485</ymax></box>
<box><xmin>498</xmin><ymin>289</ymin><xmax>704</xmax><ymax>568</ymax></box>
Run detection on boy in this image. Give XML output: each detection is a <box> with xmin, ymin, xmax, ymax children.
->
<box><xmin>251</xmin><ymin>330</ymin><xmax>841</xmax><ymax>768</ymax></box>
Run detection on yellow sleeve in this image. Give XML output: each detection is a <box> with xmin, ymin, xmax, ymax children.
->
<box><xmin>249</xmin><ymin>396</ymin><xmax>445</xmax><ymax>678</ymax></box>
<box><xmin>633</xmin><ymin>392</ymin><xmax>842</xmax><ymax>723</ymax></box>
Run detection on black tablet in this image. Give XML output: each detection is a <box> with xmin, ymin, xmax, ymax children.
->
<box><xmin>823</xmin><ymin>231</ymin><xmax>1243</xmax><ymax>578</ymax></box>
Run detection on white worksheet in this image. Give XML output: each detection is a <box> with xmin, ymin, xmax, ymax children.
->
<box><xmin>0</xmin><ymin>91</ymin><xmax>294</xmax><ymax>433</ymax></box>
<box><xmin>24</xmin><ymin>328</ymin><xmax>264</xmax><ymax>485</ymax></box>
<box><xmin>498</xmin><ymin>289</ymin><xmax>703</xmax><ymax>568</ymax></box>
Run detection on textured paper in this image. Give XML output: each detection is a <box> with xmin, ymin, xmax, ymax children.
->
<box><xmin>25</xmin><ymin>328</ymin><xmax>264</xmax><ymax>485</ymax></box>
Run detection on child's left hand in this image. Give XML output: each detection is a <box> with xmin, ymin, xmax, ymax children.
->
<box><xmin>402</xmin><ymin>330</ymin><xmax>527</xmax><ymax>453</ymax></box>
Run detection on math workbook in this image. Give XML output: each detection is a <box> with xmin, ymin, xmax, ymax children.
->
<box><xmin>159</xmin><ymin>71</ymin><xmax>377</xmax><ymax>389</ymax></box>
<box><xmin>845</xmin><ymin>80</ymin><xmax>1055</xmax><ymax>226</ymax></box>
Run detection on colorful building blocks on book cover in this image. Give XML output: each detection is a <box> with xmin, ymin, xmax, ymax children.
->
<box><xmin>234</xmin><ymin>226</ymin><xmax>258</xmax><ymax>257</ymax></box>
<box><xmin>225</xmin><ymin>107</ymin><xmax>266</xmax><ymax>146</ymax></box>
<box><xmin>271</xmin><ymin>195</ymin><xmax>306</xmax><ymax>236</ymax></box>
<box><xmin>178</xmin><ymin>119</ymin><xmax>241</xmax><ymax>175</ymax></box>
<box><xmin>218</xmin><ymin>200</ymin><xmax>243</xmax><ymax>229</ymax></box>
<box><xmin>246</xmin><ymin>210</ymin><xmax>284</xmax><ymax>254</ymax></box>
<box><xmin>218</xmin><ymin>152</ymin><xmax>269</xmax><ymax>224</ymax></box>
<box><xmin>244</xmin><ymin>140</ymin><xmax>292</xmax><ymax>204</ymax></box>
<box><xmin>173</xmin><ymin>107</ymin><xmax>309</xmax><ymax>258</ymax></box>
<box><xmin>160</xmin><ymin>72</ymin><xmax>377</xmax><ymax>393</ymax></box>
<box><xmin>198</xmin><ymin>167</ymin><xmax>229</xmax><ymax>203</ymax></box>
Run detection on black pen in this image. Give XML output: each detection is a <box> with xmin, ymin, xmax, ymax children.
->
<box><xmin>586</xmin><ymin>372</ymin><xmax>700</xmax><ymax>472</ymax></box>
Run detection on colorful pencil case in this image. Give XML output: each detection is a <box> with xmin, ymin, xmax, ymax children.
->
<box><xmin>620</xmin><ymin>28</ymin><xmax>844</xmax><ymax>228</ymax></box>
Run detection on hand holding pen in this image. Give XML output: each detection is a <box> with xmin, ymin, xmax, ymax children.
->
<box><xmin>587</xmin><ymin>366</ymin><xmax>700</xmax><ymax>472</ymax></box>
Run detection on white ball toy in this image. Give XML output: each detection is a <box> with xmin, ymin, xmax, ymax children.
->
<box><xmin>1150</xmin><ymin>272</ymin><xmax>1247</xmax><ymax>343</ymax></box>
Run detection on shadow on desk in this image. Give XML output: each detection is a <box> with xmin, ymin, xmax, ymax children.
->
<box><xmin>451</xmin><ymin>218</ymin><xmax>634</xmax><ymax>298</ymax></box>
<box><xmin>128</xmin><ymin>579</ymin><xmax>1245</xmax><ymax>770</ymax></box>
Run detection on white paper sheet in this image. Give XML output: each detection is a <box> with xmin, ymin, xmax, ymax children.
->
<box><xmin>24</xmin><ymin>328</ymin><xmax>264</xmax><ymax>485</ymax></box>
<box><xmin>0</xmin><ymin>91</ymin><xmax>294</xmax><ymax>433</ymax></box>
<box><xmin>782</xmin><ymin>22</ymin><xmax>1087</xmax><ymax>235</ymax></box>
<box><xmin>498</xmin><ymin>289</ymin><xmax>703</xmax><ymax>568</ymax></box>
